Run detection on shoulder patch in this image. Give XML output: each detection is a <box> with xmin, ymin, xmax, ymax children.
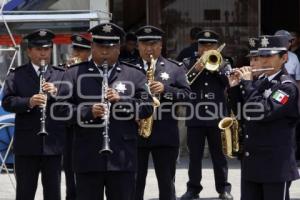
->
<box><xmin>167</xmin><ymin>58</ymin><xmax>183</xmax><ymax>67</ymax></box>
<box><xmin>271</xmin><ymin>89</ymin><xmax>289</xmax><ymax>104</ymax></box>
<box><xmin>120</xmin><ymin>61</ymin><xmax>143</xmax><ymax>70</ymax></box>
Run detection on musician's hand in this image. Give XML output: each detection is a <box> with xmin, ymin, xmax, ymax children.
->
<box><xmin>227</xmin><ymin>71</ymin><xmax>240</xmax><ymax>87</ymax></box>
<box><xmin>29</xmin><ymin>94</ymin><xmax>47</xmax><ymax>108</ymax></box>
<box><xmin>92</xmin><ymin>103</ymin><xmax>106</xmax><ymax>118</ymax></box>
<box><xmin>107</xmin><ymin>88</ymin><xmax>120</xmax><ymax>103</ymax></box>
<box><xmin>149</xmin><ymin>81</ymin><xmax>164</xmax><ymax>94</ymax></box>
<box><xmin>238</xmin><ymin>66</ymin><xmax>253</xmax><ymax>81</ymax></box>
<box><xmin>42</xmin><ymin>82</ymin><xmax>57</xmax><ymax>96</ymax></box>
<box><xmin>194</xmin><ymin>60</ymin><xmax>204</xmax><ymax>71</ymax></box>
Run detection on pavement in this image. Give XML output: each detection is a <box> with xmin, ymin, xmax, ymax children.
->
<box><xmin>1</xmin><ymin>156</ymin><xmax>300</xmax><ymax>200</ymax></box>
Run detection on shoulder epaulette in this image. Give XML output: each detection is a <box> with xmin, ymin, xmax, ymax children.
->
<box><xmin>68</xmin><ymin>61</ymin><xmax>89</xmax><ymax>68</ymax></box>
<box><xmin>52</xmin><ymin>65</ymin><xmax>66</xmax><ymax>71</ymax></box>
<box><xmin>9</xmin><ymin>65</ymin><xmax>25</xmax><ymax>72</ymax></box>
<box><xmin>167</xmin><ymin>58</ymin><xmax>183</xmax><ymax>67</ymax></box>
<box><xmin>280</xmin><ymin>74</ymin><xmax>296</xmax><ymax>84</ymax></box>
<box><xmin>120</xmin><ymin>61</ymin><xmax>143</xmax><ymax>70</ymax></box>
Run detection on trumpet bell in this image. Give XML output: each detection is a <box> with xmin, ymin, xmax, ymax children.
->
<box><xmin>204</xmin><ymin>50</ymin><xmax>223</xmax><ymax>72</ymax></box>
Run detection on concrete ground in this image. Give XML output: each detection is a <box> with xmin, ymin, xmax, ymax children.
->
<box><xmin>0</xmin><ymin>157</ymin><xmax>300</xmax><ymax>200</ymax></box>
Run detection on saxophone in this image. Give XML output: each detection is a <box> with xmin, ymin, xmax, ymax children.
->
<box><xmin>218</xmin><ymin>112</ymin><xmax>240</xmax><ymax>158</ymax></box>
<box><xmin>138</xmin><ymin>55</ymin><xmax>160</xmax><ymax>138</ymax></box>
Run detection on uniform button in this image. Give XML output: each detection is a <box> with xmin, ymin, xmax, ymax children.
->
<box><xmin>206</xmin><ymin>72</ymin><xmax>209</xmax><ymax>75</ymax></box>
<box><xmin>204</xmin><ymin>94</ymin><xmax>208</xmax><ymax>98</ymax></box>
<box><xmin>27</xmin><ymin>109</ymin><xmax>30</xmax><ymax>112</ymax></box>
<box><xmin>192</xmin><ymin>72</ymin><xmax>196</xmax><ymax>76</ymax></box>
<box><xmin>205</xmin><ymin>106</ymin><xmax>208</xmax><ymax>109</ymax></box>
<box><xmin>89</xmin><ymin>120</ymin><xmax>93</xmax><ymax>123</ymax></box>
<box><xmin>240</xmin><ymin>85</ymin><xmax>243</xmax><ymax>89</ymax></box>
<box><xmin>245</xmin><ymin>152</ymin><xmax>250</xmax><ymax>157</ymax></box>
<box><xmin>119</xmin><ymin>106</ymin><xmax>123</xmax><ymax>109</ymax></box>
<box><xmin>241</xmin><ymin>90</ymin><xmax>245</xmax><ymax>94</ymax></box>
<box><xmin>123</xmin><ymin>108</ymin><xmax>127</xmax><ymax>112</ymax></box>
<box><xmin>245</xmin><ymin>135</ymin><xmax>249</xmax><ymax>139</ymax></box>
<box><xmin>84</xmin><ymin>121</ymin><xmax>88</xmax><ymax>124</ymax></box>
<box><xmin>204</xmin><ymin>82</ymin><xmax>208</xmax><ymax>86</ymax></box>
<box><xmin>246</xmin><ymin>117</ymin><xmax>251</xmax><ymax>121</ymax></box>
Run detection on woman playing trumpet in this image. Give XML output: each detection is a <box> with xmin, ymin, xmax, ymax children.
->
<box><xmin>227</xmin><ymin>35</ymin><xmax>300</xmax><ymax>200</ymax></box>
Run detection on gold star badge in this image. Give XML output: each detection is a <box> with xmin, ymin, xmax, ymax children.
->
<box><xmin>102</xmin><ymin>24</ymin><xmax>113</xmax><ymax>33</ymax></box>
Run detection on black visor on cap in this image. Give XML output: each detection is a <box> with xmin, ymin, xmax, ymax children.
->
<box><xmin>246</xmin><ymin>50</ymin><xmax>259</xmax><ymax>57</ymax></box>
<box><xmin>93</xmin><ymin>38</ymin><xmax>120</xmax><ymax>46</ymax></box>
<box><xmin>258</xmin><ymin>50</ymin><xmax>287</xmax><ymax>57</ymax></box>
<box><xmin>28</xmin><ymin>40</ymin><xmax>53</xmax><ymax>48</ymax></box>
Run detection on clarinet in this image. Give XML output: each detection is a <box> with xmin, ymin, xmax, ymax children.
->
<box><xmin>98</xmin><ymin>60</ymin><xmax>113</xmax><ymax>154</ymax></box>
<box><xmin>37</xmin><ymin>59</ymin><xmax>48</xmax><ymax>136</ymax></box>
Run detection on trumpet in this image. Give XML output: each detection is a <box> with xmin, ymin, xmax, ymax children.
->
<box><xmin>37</xmin><ymin>59</ymin><xmax>48</xmax><ymax>136</ymax></box>
<box><xmin>186</xmin><ymin>43</ymin><xmax>226</xmax><ymax>85</ymax></box>
<box><xmin>138</xmin><ymin>54</ymin><xmax>160</xmax><ymax>138</ymax></box>
<box><xmin>98</xmin><ymin>60</ymin><xmax>113</xmax><ymax>154</ymax></box>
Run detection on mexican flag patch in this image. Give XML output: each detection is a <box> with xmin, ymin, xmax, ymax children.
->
<box><xmin>272</xmin><ymin>90</ymin><xmax>289</xmax><ymax>104</ymax></box>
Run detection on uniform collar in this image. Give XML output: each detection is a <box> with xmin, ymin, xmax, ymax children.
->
<box><xmin>142</xmin><ymin>58</ymin><xmax>158</xmax><ymax>71</ymax></box>
<box><xmin>31</xmin><ymin>62</ymin><xmax>48</xmax><ymax>74</ymax></box>
<box><xmin>267</xmin><ymin>70</ymin><xmax>282</xmax><ymax>81</ymax></box>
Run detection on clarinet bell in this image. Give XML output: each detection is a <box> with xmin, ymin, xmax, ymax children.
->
<box><xmin>99</xmin><ymin>135</ymin><xmax>113</xmax><ymax>154</ymax></box>
<box><xmin>37</xmin><ymin>127</ymin><xmax>48</xmax><ymax>136</ymax></box>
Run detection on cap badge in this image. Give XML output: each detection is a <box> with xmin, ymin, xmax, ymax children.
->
<box><xmin>76</xmin><ymin>36</ymin><xmax>82</xmax><ymax>42</ymax></box>
<box><xmin>144</xmin><ymin>28</ymin><xmax>152</xmax><ymax>33</ymax></box>
<box><xmin>102</xmin><ymin>24</ymin><xmax>113</xmax><ymax>33</ymax></box>
<box><xmin>261</xmin><ymin>36</ymin><xmax>269</xmax><ymax>47</ymax></box>
<box><xmin>39</xmin><ymin>30</ymin><xmax>47</xmax><ymax>37</ymax></box>
<box><xmin>249</xmin><ymin>38</ymin><xmax>256</xmax><ymax>47</ymax></box>
<box><xmin>204</xmin><ymin>32</ymin><xmax>211</xmax><ymax>38</ymax></box>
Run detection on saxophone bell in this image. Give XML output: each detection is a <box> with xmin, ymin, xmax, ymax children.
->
<box><xmin>218</xmin><ymin>115</ymin><xmax>240</xmax><ymax>158</ymax></box>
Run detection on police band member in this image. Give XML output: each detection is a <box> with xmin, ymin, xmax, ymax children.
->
<box><xmin>133</xmin><ymin>25</ymin><xmax>191</xmax><ymax>200</ymax></box>
<box><xmin>57</xmin><ymin>23</ymin><xmax>153</xmax><ymax>200</ymax></box>
<box><xmin>63</xmin><ymin>33</ymin><xmax>92</xmax><ymax>200</ymax></box>
<box><xmin>228</xmin><ymin>37</ymin><xmax>262</xmax><ymax>118</ymax></box>
<box><xmin>181</xmin><ymin>30</ymin><xmax>233</xmax><ymax>200</ymax></box>
<box><xmin>119</xmin><ymin>32</ymin><xmax>140</xmax><ymax>62</ymax></box>
<box><xmin>228</xmin><ymin>35</ymin><xmax>300</xmax><ymax>200</ymax></box>
<box><xmin>66</xmin><ymin>34</ymin><xmax>91</xmax><ymax>67</ymax></box>
<box><xmin>2</xmin><ymin>29</ymin><xmax>65</xmax><ymax>200</ymax></box>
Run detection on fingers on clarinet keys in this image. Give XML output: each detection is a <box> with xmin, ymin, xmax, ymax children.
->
<box><xmin>92</xmin><ymin>103</ymin><xmax>107</xmax><ymax>119</ymax></box>
<box><xmin>42</xmin><ymin>82</ymin><xmax>57</xmax><ymax>95</ymax></box>
<box><xmin>29</xmin><ymin>94</ymin><xmax>47</xmax><ymax>108</ymax></box>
